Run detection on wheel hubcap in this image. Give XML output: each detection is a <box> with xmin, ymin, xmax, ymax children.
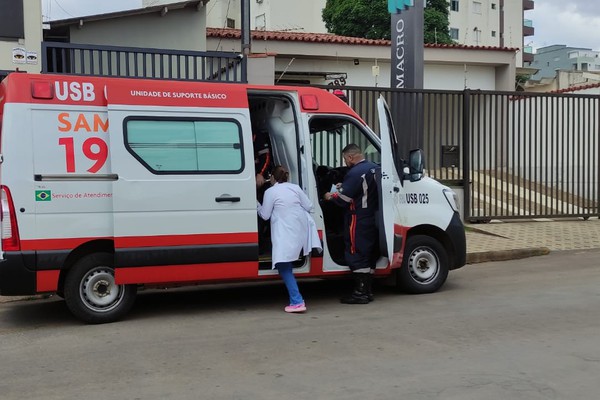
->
<box><xmin>408</xmin><ymin>247</ymin><xmax>439</xmax><ymax>284</ymax></box>
<box><xmin>80</xmin><ymin>267</ymin><xmax>124</xmax><ymax>312</ymax></box>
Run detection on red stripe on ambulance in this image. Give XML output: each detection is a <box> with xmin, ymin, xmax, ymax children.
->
<box><xmin>21</xmin><ymin>232</ymin><xmax>258</xmax><ymax>251</ymax></box>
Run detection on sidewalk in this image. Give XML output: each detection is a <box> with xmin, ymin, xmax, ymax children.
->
<box><xmin>2</xmin><ymin>218</ymin><xmax>599</xmax><ymax>303</ymax></box>
<box><xmin>465</xmin><ymin>217</ymin><xmax>600</xmax><ymax>263</ymax></box>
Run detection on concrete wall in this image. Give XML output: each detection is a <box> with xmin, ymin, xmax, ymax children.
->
<box><xmin>208</xmin><ymin>36</ymin><xmax>517</xmax><ymax>90</ymax></box>
<box><xmin>69</xmin><ymin>8</ymin><xmax>207</xmax><ymax>51</ymax></box>
<box><xmin>0</xmin><ymin>0</ymin><xmax>43</xmax><ymax>74</ymax></box>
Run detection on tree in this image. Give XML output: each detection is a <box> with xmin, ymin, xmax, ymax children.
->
<box><xmin>322</xmin><ymin>0</ymin><xmax>455</xmax><ymax>44</ymax></box>
<box><xmin>424</xmin><ymin>0</ymin><xmax>453</xmax><ymax>44</ymax></box>
<box><xmin>322</xmin><ymin>0</ymin><xmax>390</xmax><ymax>40</ymax></box>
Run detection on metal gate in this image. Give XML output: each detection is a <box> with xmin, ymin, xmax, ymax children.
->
<box><xmin>319</xmin><ymin>85</ymin><xmax>600</xmax><ymax>221</ymax></box>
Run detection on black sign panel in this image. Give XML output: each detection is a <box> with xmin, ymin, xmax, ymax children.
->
<box><xmin>0</xmin><ymin>0</ymin><xmax>24</xmax><ymax>39</ymax></box>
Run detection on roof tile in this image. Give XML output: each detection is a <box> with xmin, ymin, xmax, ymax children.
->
<box><xmin>207</xmin><ymin>28</ymin><xmax>517</xmax><ymax>52</ymax></box>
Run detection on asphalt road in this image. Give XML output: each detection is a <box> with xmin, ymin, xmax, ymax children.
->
<box><xmin>1</xmin><ymin>249</ymin><xmax>599</xmax><ymax>400</ymax></box>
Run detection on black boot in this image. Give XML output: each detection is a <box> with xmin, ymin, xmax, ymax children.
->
<box><xmin>340</xmin><ymin>273</ymin><xmax>370</xmax><ymax>304</ymax></box>
<box><xmin>365</xmin><ymin>273</ymin><xmax>374</xmax><ymax>302</ymax></box>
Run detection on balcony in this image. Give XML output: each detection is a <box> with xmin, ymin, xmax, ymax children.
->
<box><xmin>523</xmin><ymin>46</ymin><xmax>534</xmax><ymax>63</ymax></box>
<box><xmin>523</xmin><ymin>0</ymin><xmax>534</xmax><ymax>11</ymax></box>
<box><xmin>523</xmin><ymin>19</ymin><xmax>534</xmax><ymax>37</ymax></box>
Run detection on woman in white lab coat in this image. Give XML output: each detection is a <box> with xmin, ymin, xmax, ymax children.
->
<box><xmin>257</xmin><ymin>165</ymin><xmax>321</xmax><ymax>313</ymax></box>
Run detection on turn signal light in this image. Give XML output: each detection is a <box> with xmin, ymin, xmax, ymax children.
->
<box><xmin>31</xmin><ymin>81</ymin><xmax>54</xmax><ymax>100</ymax></box>
<box><xmin>301</xmin><ymin>94</ymin><xmax>319</xmax><ymax>110</ymax></box>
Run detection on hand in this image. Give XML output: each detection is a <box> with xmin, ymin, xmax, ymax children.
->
<box><xmin>256</xmin><ymin>174</ymin><xmax>265</xmax><ymax>187</ymax></box>
<box><xmin>324</xmin><ymin>192</ymin><xmax>332</xmax><ymax>201</ymax></box>
<box><xmin>335</xmin><ymin>183</ymin><xmax>342</xmax><ymax>189</ymax></box>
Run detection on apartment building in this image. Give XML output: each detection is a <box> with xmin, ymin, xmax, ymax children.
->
<box><xmin>206</xmin><ymin>0</ymin><xmax>326</xmax><ymax>32</ymax></box>
<box><xmin>448</xmin><ymin>0</ymin><xmax>534</xmax><ymax>67</ymax></box>
<box><xmin>530</xmin><ymin>45</ymin><xmax>600</xmax><ymax>80</ymax></box>
<box><xmin>0</xmin><ymin>0</ymin><xmax>43</xmax><ymax>80</ymax></box>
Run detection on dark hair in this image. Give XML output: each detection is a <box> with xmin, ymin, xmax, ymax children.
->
<box><xmin>272</xmin><ymin>165</ymin><xmax>289</xmax><ymax>183</ymax></box>
<box><xmin>342</xmin><ymin>143</ymin><xmax>362</xmax><ymax>155</ymax></box>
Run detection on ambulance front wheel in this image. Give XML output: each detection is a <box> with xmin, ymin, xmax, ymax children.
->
<box><xmin>64</xmin><ymin>252</ymin><xmax>137</xmax><ymax>324</ymax></box>
<box><xmin>396</xmin><ymin>235</ymin><xmax>449</xmax><ymax>294</ymax></box>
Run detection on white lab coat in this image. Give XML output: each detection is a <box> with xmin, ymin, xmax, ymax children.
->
<box><xmin>257</xmin><ymin>182</ymin><xmax>322</xmax><ymax>268</ymax></box>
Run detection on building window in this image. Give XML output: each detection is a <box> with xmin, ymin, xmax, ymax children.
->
<box><xmin>451</xmin><ymin>0</ymin><xmax>459</xmax><ymax>12</ymax></box>
<box><xmin>255</xmin><ymin>13</ymin><xmax>266</xmax><ymax>30</ymax></box>
<box><xmin>491</xmin><ymin>3</ymin><xmax>496</xmax><ymax>9</ymax></box>
<box><xmin>125</xmin><ymin>119</ymin><xmax>243</xmax><ymax>174</ymax></box>
<box><xmin>449</xmin><ymin>28</ymin><xmax>459</xmax><ymax>40</ymax></box>
<box><xmin>491</xmin><ymin>31</ymin><xmax>496</xmax><ymax>37</ymax></box>
<box><xmin>473</xmin><ymin>1</ymin><xmax>482</xmax><ymax>14</ymax></box>
<box><xmin>0</xmin><ymin>0</ymin><xmax>24</xmax><ymax>39</ymax></box>
<box><xmin>226</xmin><ymin>18</ymin><xmax>235</xmax><ymax>29</ymax></box>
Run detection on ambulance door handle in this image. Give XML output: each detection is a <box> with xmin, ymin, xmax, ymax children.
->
<box><xmin>215</xmin><ymin>195</ymin><xmax>241</xmax><ymax>203</ymax></box>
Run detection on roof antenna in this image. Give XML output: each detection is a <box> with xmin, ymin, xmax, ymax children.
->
<box><xmin>276</xmin><ymin>57</ymin><xmax>295</xmax><ymax>84</ymax></box>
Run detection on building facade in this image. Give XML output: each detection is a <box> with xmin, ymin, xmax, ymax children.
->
<box><xmin>206</xmin><ymin>0</ymin><xmax>327</xmax><ymax>32</ymax></box>
<box><xmin>209</xmin><ymin>28</ymin><xmax>517</xmax><ymax>91</ymax></box>
<box><xmin>448</xmin><ymin>0</ymin><xmax>534</xmax><ymax>67</ymax></box>
<box><xmin>529</xmin><ymin>45</ymin><xmax>600</xmax><ymax>81</ymax></box>
<box><xmin>206</xmin><ymin>0</ymin><xmax>533</xmax><ymax>67</ymax></box>
<box><xmin>0</xmin><ymin>0</ymin><xmax>43</xmax><ymax>80</ymax></box>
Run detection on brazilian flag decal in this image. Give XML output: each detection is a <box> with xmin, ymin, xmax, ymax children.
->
<box><xmin>35</xmin><ymin>190</ymin><xmax>51</xmax><ymax>202</ymax></box>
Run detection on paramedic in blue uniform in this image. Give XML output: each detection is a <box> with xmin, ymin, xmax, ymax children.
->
<box><xmin>324</xmin><ymin>144</ymin><xmax>379</xmax><ymax>304</ymax></box>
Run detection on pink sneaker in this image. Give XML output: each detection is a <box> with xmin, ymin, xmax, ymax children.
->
<box><xmin>284</xmin><ymin>303</ymin><xmax>307</xmax><ymax>313</ymax></box>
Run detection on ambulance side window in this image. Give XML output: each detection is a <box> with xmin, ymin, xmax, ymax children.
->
<box><xmin>310</xmin><ymin>117</ymin><xmax>380</xmax><ymax>168</ymax></box>
<box><xmin>124</xmin><ymin>118</ymin><xmax>243</xmax><ymax>174</ymax></box>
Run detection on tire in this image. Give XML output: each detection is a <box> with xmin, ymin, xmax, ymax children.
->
<box><xmin>64</xmin><ymin>252</ymin><xmax>137</xmax><ymax>324</ymax></box>
<box><xmin>396</xmin><ymin>235</ymin><xmax>449</xmax><ymax>294</ymax></box>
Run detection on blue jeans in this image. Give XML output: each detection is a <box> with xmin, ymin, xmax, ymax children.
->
<box><xmin>276</xmin><ymin>262</ymin><xmax>304</xmax><ymax>305</ymax></box>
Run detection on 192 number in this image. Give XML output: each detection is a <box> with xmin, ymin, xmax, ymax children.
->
<box><xmin>58</xmin><ymin>137</ymin><xmax>108</xmax><ymax>173</ymax></box>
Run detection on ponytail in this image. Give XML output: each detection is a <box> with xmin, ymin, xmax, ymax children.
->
<box><xmin>272</xmin><ymin>165</ymin><xmax>289</xmax><ymax>183</ymax></box>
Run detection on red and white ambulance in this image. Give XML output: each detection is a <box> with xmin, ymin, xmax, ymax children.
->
<box><xmin>0</xmin><ymin>73</ymin><xmax>466</xmax><ymax>323</ymax></box>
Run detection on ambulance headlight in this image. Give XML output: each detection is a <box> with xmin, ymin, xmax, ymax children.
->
<box><xmin>443</xmin><ymin>189</ymin><xmax>459</xmax><ymax>212</ymax></box>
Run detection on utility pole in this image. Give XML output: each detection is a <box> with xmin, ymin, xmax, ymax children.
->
<box><xmin>241</xmin><ymin>0</ymin><xmax>251</xmax><ymax>83</ymax></box>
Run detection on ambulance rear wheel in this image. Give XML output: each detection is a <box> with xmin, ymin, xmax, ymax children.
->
<box><xmin>396</xmin><ymin>235</ymin><xmax>448</xmax><ymax>294</ymax></box>
<box><xmin>64</xmin><ymin>252</ymin><xmax>137</xmax><ymax>324</ymax></box>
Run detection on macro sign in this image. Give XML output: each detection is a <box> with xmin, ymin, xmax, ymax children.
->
<box><xmin>388</xmin><ymin>0</ymin><xmax>423</xmax><ymax>89</ymax></box>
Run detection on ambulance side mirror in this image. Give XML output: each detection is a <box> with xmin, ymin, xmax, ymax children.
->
<box><xmin>407</xmin><ymin>149</ymin><xmax>424</xmax><ymax>182</ymax></box>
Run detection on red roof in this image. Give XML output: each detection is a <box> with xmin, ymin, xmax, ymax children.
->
<box><xmin>207</xmin><ymin>28</ymin><xmax>518</xmax><ymax>52</ymax></box>
<box><xmin>551</xmin><ymin>82</ymin><xmax>600</xmax><ymax>93</ymax></box>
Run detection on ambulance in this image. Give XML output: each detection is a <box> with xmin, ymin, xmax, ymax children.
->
<box><xmin>0</xmin><ymin>73</ymin><xmax>466</xmax><ymax>323</ymax></box>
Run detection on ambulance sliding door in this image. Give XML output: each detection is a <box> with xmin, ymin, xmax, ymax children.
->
<box><xmin>107</xmin><ymin>104</ymin><xmax>259</xmax><ymax>285</ymax></box>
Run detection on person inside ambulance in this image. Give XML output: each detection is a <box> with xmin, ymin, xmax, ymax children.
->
<box><xmin>323</xmin><ymin>144</ymin><xmax>379</xmax><ymax>304</ymax></box>
<box><xmin>253</xmin><ymin>127</ymin><xmax>272</xmax><ymax>192</ymax></box>
<box><xmin>253</xmin><ymin>122</ymin><xmax>273</xmax><ymax>254</ymax></box>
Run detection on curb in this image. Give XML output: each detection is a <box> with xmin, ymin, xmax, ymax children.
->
<box><xmin>466</xmin><ymin>247</ymin><xmax>551</xmax><ymax>264</ymax></box>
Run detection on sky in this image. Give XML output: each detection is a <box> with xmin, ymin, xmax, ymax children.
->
<box><xmin>42</xmin><ymin>0</ymin><xmax>600</xmax><ymax>51</ymax></box>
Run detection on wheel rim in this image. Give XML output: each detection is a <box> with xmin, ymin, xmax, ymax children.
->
<box><xmin>407</xmin><ymin>246</ymin><xmax>439</xmax><ymax>284</ymax></box>
<box><xmin>79</xmin><ymin>266</ymin><xmax>124</xmax><ymax>313</ymax></box>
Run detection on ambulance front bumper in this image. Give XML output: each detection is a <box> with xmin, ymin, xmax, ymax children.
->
<box><xmin>0</xmin><ymin>252</ymin><xmax>37</xmax><ymax>295</ymax></box>
<box><xmin>446</xmin><ymin>212</ymin><xmax>467</xmax><ymax>270</ymax></box>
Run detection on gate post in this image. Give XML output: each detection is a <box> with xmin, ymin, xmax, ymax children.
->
<box><xmin>462</xmin><ymin>89</ymin><xmax>471</xmax><ymax>221</ymax></box>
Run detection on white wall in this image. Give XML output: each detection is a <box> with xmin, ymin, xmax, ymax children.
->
<box><xmin>208</xmin><ymin>35</ymin><xmax>516</xmax><ymax>90</ymax></box>
<box><xmin>426</xmin><ymin>64</ymin><xmax>496</xmax><ymax>90</ymax></box>
<box><xmin>0</xmin><ymin>0</ymin><xmax>43</xmax><ymax>73</ymax></box>
<box><xmin>69</xmin><ymin>8</ymin><xmax>207</xmax><ymax>51</ymax></box>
